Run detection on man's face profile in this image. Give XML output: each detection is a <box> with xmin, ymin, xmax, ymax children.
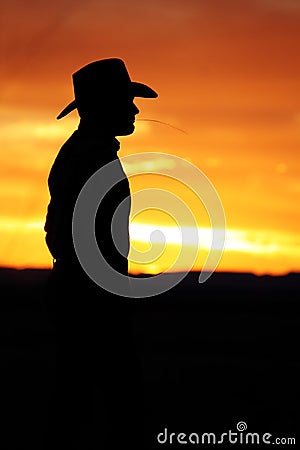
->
<box><xmin>110</xmin><ymin>96</ymin><xmax>140</xmax><ymax>136</ymax></box>
<box><xmin>83</xmin><ymin>96</ymin><xmax>140</xmax><ymax>137</ymax></box>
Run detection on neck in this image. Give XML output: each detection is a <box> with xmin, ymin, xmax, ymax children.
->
<box><xmin>77</xmin><ymin>118</ymin><xmax>115</xmax><ymax>138</ymax></box>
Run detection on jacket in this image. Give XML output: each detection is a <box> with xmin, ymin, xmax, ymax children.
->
<box><xmin>44</xmin><ymin>125</ymin><xmax>131</xmax><ymax>276</ymax></box>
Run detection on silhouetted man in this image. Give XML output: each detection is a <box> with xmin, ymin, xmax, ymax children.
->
<box><xmin>44</xmin><ymin>58</ymin><xmax>158</xmax><ymax>449</ymax></box>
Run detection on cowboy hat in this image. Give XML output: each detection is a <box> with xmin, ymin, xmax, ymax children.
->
<box><xmin>56</xmin><ymin>58</ymin><xmax>158</xmax><ymax>119</ymax></box>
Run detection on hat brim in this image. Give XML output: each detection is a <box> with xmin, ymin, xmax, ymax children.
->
<box><xmin>56</xmin><ymin>81</ymin><xmax>158</xmax><ymax>120</ymax></box>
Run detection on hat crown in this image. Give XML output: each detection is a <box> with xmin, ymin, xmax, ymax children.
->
<box><xmin>73</xmin><ymin>58</ymin><xmax>132</xmax><ymax>104</ymax></box>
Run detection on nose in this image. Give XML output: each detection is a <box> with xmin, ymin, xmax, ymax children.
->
<box><xmin>133</xmin><ymin>103</ymin><xmax>139</xmax><ymax>115</ymax></box>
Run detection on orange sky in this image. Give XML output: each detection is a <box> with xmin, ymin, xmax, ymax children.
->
<box><xmin>1</xmin><ymin>0</ymin><xmax>300</xmax><ymax>275</ymax></box>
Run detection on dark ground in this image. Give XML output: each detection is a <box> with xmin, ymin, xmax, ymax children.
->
<box><xmin>0</xmin><ymin>268</ymin><xmax>299</xmax><ymax>449</ymax></box>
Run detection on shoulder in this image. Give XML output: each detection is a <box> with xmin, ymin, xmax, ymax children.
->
<box><xmin>48</xmin><ymin>132</ymin><xmax>80</xmax><ymax>187</ymax></box>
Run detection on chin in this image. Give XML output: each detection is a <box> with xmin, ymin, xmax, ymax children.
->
<box><xmin>117</xmin><ymin>124</ymin><xmax>135</xmax><ymax>136</ymax></box>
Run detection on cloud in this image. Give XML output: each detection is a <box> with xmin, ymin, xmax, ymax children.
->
<box><xmin>123</xmin><ymin>157</ymin><xmax>176</xmax><ymax>176</ymax></box>
<box><xmin>259</xmin><ymin>0</ymin><xmax>300</xmax><ymax>12</ymax></box>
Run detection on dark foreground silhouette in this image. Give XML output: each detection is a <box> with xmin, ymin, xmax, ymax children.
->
<box><xmin>1</xmin><ymin>269</ymin><xmax>299</xmax><ymax>449</ymax></box>
<box><xmin>42</xmin><ymin>58</ymin><xmax>158</xmax><ymax>449</ymax></box>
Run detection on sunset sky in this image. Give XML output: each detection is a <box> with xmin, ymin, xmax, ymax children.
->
<box><xmin>1</xmin><ymin>0</ymin><xmax>300</xmax><ymax>276</ymax></box>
